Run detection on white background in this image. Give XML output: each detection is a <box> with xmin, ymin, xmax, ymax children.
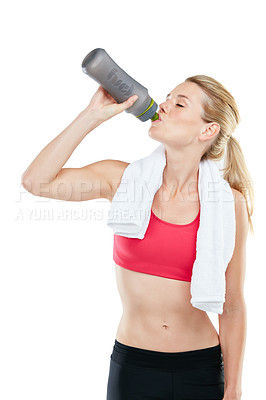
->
<box><xmin>1</xmin><ymin>0</ymin><xmax>265</xmax><ymax>398</ymax></box>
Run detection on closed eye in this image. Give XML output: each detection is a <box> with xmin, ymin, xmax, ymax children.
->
<box><xmin>176</xmin><ymin>104</ymin><xmax>184</xmax><ymax>107</ymax></box>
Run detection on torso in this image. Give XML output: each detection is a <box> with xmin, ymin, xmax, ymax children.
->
<box><xmin>113</xmin><ymin>185</ymin><xmax>220</xmax><ymax>352</ymax></box>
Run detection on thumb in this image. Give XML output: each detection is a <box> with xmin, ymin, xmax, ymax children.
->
<box><xmin>122</xmin><ymin>95</ymin><xmax>139</xmax><ymax>110</ymax></box>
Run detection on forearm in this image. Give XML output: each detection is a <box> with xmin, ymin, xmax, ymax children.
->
<box><xmin>21</xmin><ymin>109</ymin><xmax>102</xmax><ymax>187</ymax></box>
<box><xmin>219</xmin><ymin>303</ymin><xmax>247</xmax><ymax>397</ymax></box>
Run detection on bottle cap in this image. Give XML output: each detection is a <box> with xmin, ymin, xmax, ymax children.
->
<box><xmin>151</xmin><ymin>112</ymin><xmax>159</xmax><ymax>121</ymax></box>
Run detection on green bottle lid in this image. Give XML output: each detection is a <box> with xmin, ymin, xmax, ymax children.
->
<box><xmin>151</xmin><ymin>112</ymin><xmax>159</xmax><ymax>121</ymax></box>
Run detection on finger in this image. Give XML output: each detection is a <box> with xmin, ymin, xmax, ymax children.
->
<box><xmin>123</xmin><ymin>95</ymin><xmax>138</xmax><ymax>109</ymax></box>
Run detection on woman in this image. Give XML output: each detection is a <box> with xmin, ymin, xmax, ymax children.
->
<box><xmin>21</xmin><ymin>76</ymin><xmax>254</xmax><ymax>400</ymax></box>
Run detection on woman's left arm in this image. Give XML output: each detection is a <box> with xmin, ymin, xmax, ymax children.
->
<box><xmin>219</xmin><ymin>189</ymin><xmax>249</xmax><ymax>400</ymax></box>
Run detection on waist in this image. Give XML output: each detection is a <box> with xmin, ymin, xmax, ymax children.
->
<box><xmin>116</xmin><ymin>311</ymin><xmax>220</xmax><ymax>353</ymax></box>
<box><xmin>111</xmin><ymin>339</ymin><xmax>223</xmax><ymax>371</ymax></box>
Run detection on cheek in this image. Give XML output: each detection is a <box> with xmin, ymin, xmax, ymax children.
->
<box><xmin>169</xmin><ymin>115</ymin><xmax>193</xmax><ymax>130</ymax></box>
<box><xmin>173</xmin><ymin>114</ymin><xmax>201</xmax><ymax>131</ymax></box>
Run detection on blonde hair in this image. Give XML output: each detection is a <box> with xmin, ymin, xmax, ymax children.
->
<box><xmin>185</xmin><ymin>75</ymin><xmax>254</xmax><ymax>235</ymax></box>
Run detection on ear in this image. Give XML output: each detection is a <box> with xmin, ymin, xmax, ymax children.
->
<box><xmin>200</xmin><ymin>122</ymin><xmax>220</xmax><ymax>142</ymax></box>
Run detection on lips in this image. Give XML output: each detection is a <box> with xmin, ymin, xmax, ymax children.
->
<box><xmin>151</xmin><ymin>113</ymin><xmax>162</xmax><ymax>124</ymax></box>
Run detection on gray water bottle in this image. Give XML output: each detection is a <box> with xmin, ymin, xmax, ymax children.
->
<box><xmin>81</xmin><ymin>48</ymin><xmax>159</xmax><ymax>122</ymax></box>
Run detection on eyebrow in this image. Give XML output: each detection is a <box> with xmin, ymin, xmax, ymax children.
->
<box><xmin>166</xmin><ymin>93</ymin><xmax>191</xmax><ymax>103</ymax></box>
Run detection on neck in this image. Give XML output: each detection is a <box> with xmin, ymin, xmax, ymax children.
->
<box><xmin>162</xmin><ymin>145</ymin><xmax>201</xmax><ymax>199</ymax></box>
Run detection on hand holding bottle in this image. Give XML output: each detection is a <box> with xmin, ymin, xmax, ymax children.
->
<box><xmin>82</xmin><ymin>85</ymin><xmax>138</xmax><ymax>123</ymax></box>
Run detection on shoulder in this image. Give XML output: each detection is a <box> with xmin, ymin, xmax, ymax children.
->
<box><xmin>231</xmin><ymin>188</ymin><xmax>248</xmax><ymax>222</ymax></box>
<box><xmin>231</xmin><ymin>187</ymin><xmax>249</xmax><ymax>242</ymax></box>
<box><xmin>231</xmin><ymin>187</ymin><xmax>245</xmax><ymax>202</ymax></box>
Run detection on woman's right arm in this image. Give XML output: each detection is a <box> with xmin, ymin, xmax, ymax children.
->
<box><xmin>21</xmin><ymin>86</ymin><xmax>138</xmax><ymax>201</ymax></box>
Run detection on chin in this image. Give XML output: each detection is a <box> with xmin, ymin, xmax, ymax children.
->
<box><xmin>148</xmin><ymin>130</ymin><xmax>160</xmax><ymax>140</ymax></box>
<box><xmin>148</xmin><ymin>127</ymin><xmax>165</xmax><ymax>141</ymax></box>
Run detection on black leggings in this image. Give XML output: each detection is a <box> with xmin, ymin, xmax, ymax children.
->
<box><xmin>106</xmin><ymin>339</ymin><xmax>224</xmax><ymax>400</ymax></box>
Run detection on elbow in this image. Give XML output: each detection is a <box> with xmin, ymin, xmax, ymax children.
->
<box><xmin>21</xmin><ymin>173</ymin><xmax>33</xmax><ymax>193</ymax></box>
<box><xmin>222</xmin><ymin>300</ymin><xmax>247</xmax><ymax>316</ymax></box>
<box><xmin>21</xmin><ymin>174</ymin><xmax>46</xmax><ymax>197</ymax></box>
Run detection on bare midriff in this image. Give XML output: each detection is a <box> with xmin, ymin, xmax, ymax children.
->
<box><xmin>114</xmin><ymin>263</ymin><xmax>220</xmax><ymax>352</ymax></box>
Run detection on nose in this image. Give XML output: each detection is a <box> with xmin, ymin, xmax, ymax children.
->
<box><xmin>159</xmin><ymin>101</ymin><xmax>168</xmax><ymax>114</ymax></box>
<box><xmin>159</xmin><ymin>96</ymin><xmax>173</xmax><ymax>112</ymax></box>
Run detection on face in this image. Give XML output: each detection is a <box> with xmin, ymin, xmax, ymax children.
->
<box><xmin>148</xmin><ymin>81</ymin><xmax>217</xmax><ymax>149</ymax></box>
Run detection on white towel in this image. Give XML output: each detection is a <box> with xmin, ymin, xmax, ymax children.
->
<box><xmin>107</xmin><ymin>144</ymin><xmax>236</xmax><ymax>314</ymax></box>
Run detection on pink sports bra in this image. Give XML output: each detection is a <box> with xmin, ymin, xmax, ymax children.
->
<box><xmin>113</xmin><ymin>207</ymin><xmax>200</xmax><ymax>282</ymax></box>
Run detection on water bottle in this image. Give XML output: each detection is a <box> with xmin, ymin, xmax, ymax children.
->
<box><xmin>81</xmin><ymin>48</ymin><xmax>159</xmax><ymax>122</ymax></box>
